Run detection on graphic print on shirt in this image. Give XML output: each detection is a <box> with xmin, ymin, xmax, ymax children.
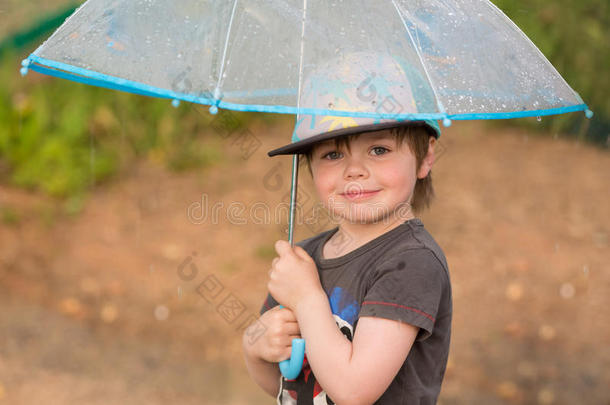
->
<box><xmin>279</xmin><ymin>287</ymin><xmax>359</xmax><ymax>405</ymax></box>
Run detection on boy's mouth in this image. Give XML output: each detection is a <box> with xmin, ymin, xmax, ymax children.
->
<box><xmin>340</xmin><ymin>189</ymin><xmax>381</xmax><ymax>201</ymax></box>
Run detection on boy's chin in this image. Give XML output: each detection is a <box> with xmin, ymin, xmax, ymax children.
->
<box><xmin>327</xmin><ymin>202</ymin><xmax>413</xmax><ymax>225</ymax></box>
<box><xmin>331</xmin><ymin>209</ymin><xmax>396</xmax><ymax>225</ymax></box>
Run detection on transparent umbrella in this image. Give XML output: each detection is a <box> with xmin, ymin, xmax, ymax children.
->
<box><xmin>21</xmin><ymin>0</ymin><xmax>593</xmax><ymax>380</ymax></box>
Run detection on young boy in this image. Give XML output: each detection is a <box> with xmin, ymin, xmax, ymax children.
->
<box><xmin>243</xmin><ymin>53</ymin><xmax>452</xmax><ymax>404</ymax></box>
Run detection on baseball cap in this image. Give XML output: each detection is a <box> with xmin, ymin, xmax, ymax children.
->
<box><xmin>267</xmin><ymin>51</ymin><xmax>441</xmax><ymax>157</ymax></box>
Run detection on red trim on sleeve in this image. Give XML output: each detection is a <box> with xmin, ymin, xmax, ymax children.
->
<box><xmin>362</xmin><ymin>301</ymin><xmax>435</xmax><ymax>322</ymax></box>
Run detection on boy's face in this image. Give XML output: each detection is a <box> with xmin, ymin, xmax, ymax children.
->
<box><xmin>308</xmin><ymin>129</ymin><xmax>434</xmax><ymax>224</ymax></box>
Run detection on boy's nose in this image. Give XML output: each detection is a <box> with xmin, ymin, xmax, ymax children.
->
<box><xmin>343</xmin><ymin>159</ymin><xmax>369</xmax><ymax>180</ymax></box>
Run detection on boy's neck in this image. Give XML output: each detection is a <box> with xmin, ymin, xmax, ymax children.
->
<box><xmin>324</xmin><ymin>213</ymin><xmax>415</xmax><ymax>259</ymax></box>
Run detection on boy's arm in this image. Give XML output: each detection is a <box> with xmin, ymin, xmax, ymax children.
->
<box><xmin>296</xmin><ymin>292</ymin><xmax>419</xmax><ymax>405</ymax></box>
<box><xmin>242</xmin><ymin>328</ymin><xmax>281</xmax><ymax>398</ymax></box>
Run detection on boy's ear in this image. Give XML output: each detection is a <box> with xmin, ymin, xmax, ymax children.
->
<box><xmin>416</xmin><ymin>136</ymin><xmax>436</xmax><ymax>179</ymax></box>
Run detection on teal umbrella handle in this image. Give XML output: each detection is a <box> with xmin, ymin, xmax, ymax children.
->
<box><xmin>278</xmin><ymin>304</ymin><xmax>305</xmax><ymax>379</ymax></box>
<box><xmin>277</xmin><ymin>154</ymin><xmax>305</xmax><ymax>380</ymax></box>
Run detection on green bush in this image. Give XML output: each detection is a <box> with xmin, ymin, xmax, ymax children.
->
<box><xmin>0</xmin><ymin>51</ymin><xmax>265</xmax><ymax>203</ymax></box>
<box><xmin>493</xmin><ymin>0</ymin><xmax>609</xmax><ymax>146</ymax></box>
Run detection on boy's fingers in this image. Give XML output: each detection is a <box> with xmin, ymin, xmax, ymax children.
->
<box><xmin>278</xmin><ymin>307</ymin><xmax>299</xmax><ymax>321</ymax></box>
<box><xmin>285</xmin><ymin>322</ymin><xmax>300</xmax><ymax>335</ymax></box>
<box><xmin>274</xmin><ymin>240</ymin><xmax>296</xmax><ymax>257</ymax></box>
<box><xmin>293</xmin><ymin>246</ymin><xmax>313</xmax><ymax>262</ymax></box>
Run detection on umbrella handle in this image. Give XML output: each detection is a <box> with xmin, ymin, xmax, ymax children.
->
<box><xmin>276</xmin><ymin>154</ymin><xmax>305</xmax><ymax>379</ymax></box>
<box><xmin>278</xmin><ymin>304</ymin><xmax>305</xmax><ymax>379</ymax></box>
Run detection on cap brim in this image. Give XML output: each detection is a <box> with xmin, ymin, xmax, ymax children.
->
<box><xmin>267</xmin><ymin>121</ymin><xmax>439</xmax><ymax>157</ymax></box>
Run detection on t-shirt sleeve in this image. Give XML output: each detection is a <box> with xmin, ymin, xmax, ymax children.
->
<box><xmin>259</xmin><ymin>292</ymin><xmax>279</xmax><ymax>316</ymax></box>
<box><xmin>359</xmin><ymin>248</ymin><xmax>447</xmax><ymax>342</ymax></box>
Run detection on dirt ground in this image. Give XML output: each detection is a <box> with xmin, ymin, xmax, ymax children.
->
<box><xmin>0</xmin><ymin>119</ymin><xmax>608</xmax><ymax>404</ymax></box>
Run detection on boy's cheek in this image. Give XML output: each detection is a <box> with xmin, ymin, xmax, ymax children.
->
<box><xmin>313</xmin><ymin>179</ymin><xmax>332</xmax><ymax>200</ymax></box>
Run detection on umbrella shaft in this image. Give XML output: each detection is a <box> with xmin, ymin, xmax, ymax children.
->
<box><xmin>288</xmin><ymin>154</ymin><xmax>299</xmax><ymax>247</ymax></box>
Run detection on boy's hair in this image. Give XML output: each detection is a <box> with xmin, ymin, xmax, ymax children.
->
<box><xmin>300</xmin><ymin>124</ymin><xmax>436</xmax><ymax>214</ymax></box>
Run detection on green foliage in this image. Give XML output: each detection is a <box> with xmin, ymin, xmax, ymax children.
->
<box><xmin>492</xmin><ymin>0</ymin><xmax>609</xmax><ymax>146</ymax></box>
<box><xmin>1</xmin><ymin>205</ymin><xmax>20</xmax><ymax>225</ymax></box>
<box><xmin>255</xmin><ymin>245</ymin><xmax>276</xmax><ymax>260</ymax></box>
<box><xmin>0</xmin><ymin>52</ymin><xmax>267</xmax><ymax>205</ymax></box>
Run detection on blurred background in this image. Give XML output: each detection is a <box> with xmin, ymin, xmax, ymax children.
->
<box><xmin>0</xmin><ymin>1</ymin><xmax>608</xmax><ymax>404</ymax></box>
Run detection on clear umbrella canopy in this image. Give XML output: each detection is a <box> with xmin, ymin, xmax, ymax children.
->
<box><xmin>23</xmin><ymin>0</ymin><xmax>591</xmax><ymax>123</ymax></box>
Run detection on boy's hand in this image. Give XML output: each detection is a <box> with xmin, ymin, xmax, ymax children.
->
<box><xmin>267</xmin><ymin>240</ymin><xmax>324</xmax><ymax>312</ymax></box>
<box><xmin>245</xmin><ymin>305</ymin><xmax>301</xmax><ymax>363</ymax></box>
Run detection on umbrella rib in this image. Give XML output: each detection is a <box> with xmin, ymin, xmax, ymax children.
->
<box><xmin>214</xmin><ymin>0</ymin><xmax>239</xmax><ymax>101</ymax></box>
<box><xmin>295</xmin><ymin>0</ymin><xmax>308</xmax><ymax>137</ymax></box>
<box><xmin>288</xmin><ymin>0</ymin><xmax>308</xmax><ymax>246</ymax></box>
<box><xmin>33</xmin><ymin>1</ymin><xmax>88</xmax><ymax>56</ymax></box>
<box><xmin>391</xmin><ymin>0</ymin><xmax>448</xmax><ymax>120</ymax></box>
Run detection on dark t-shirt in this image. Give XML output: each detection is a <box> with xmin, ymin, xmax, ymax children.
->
<box><xmin>260</xmin><ymin>218</ymin><xmax>452</xmax><ymax>404</ymax></box>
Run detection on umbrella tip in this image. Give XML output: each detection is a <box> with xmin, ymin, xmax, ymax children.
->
<box><xmin>442</xmin><ymin>118</ymin><xmax>452</xmax><ymax>127</ymax></box>
<box><xmin>585</xmin><ymin>109</ymin><xmax>594</xmax><ymax>119</ymax></box>
<box><xmin>20</xmin><ymin>58</ymin><xmax>30</xmax><ymax>76</ymax></box>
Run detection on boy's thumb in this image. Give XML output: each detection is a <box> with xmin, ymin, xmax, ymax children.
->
<box><xmin>294</xmin><ymin>246</ymin><xmax>312</xmax><ymax>262</ymax></box>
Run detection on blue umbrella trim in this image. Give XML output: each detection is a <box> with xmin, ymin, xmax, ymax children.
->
<box><xmin>23</xmin><ymin>54</ymin><xmax>591</xmax><ymax>121</ymax></box>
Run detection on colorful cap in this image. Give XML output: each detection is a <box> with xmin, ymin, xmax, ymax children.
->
<box><xmin>267</xmin><ymin>52</ymin><xmax>441</xmax><ymax>157</ymax></box>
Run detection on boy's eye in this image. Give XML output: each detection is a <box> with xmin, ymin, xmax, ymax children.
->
<box><xmin>371</xmin><ymin>146</ymin><xmax>389</xmax><ymax>156</ymax></box>
<box><xmin>322</xmin><ymin>151</ymin><xmax>342</xmax><ymax>160</ymax></box>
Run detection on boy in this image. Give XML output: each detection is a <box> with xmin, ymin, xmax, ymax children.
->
<box><xmin>243</xmin><ymin>53</ymin><xmax>452</xmax><ymax>404</ymax></box>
